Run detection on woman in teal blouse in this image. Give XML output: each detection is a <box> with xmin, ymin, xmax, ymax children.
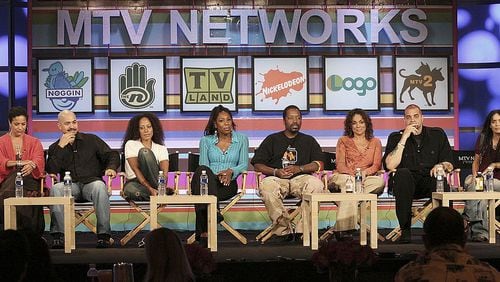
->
<box><xmin>191</xmin><ymin>105</ymin><xmax>249</xmax><ymax>246</ymax></box>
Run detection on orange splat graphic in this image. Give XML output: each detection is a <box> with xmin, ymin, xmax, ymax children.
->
<box><xmin>256</xmin><ymin>68</ymin><xmax>306</xmax><ymax>104</ymax></box>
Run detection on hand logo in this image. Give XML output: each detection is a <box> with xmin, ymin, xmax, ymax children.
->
<box><xmin>119</xmin><ymin>62</ymin><xmax>156</xmax><ymax>109</ymax></box>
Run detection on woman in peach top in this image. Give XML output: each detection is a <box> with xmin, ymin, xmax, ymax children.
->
<box><xmin>327</xmin><ymin>108</ymin><xmax>385</xmax><ymax>239</ymax></box>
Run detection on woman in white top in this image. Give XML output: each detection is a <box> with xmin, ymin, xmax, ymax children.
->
<box><xmin>122</xmin><ymin>113</ymin><xmax>170</xmax><ymax>200</ymax></box>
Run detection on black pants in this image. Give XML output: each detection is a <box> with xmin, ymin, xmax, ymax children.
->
<box><xmin>0</xmin><ymin>171</ymin><xmax>45</xmax><ymax>235</ymax></box>
<box><xmin>389</xmin><ymin>168</ymin><xmax>449</xmax><ymax>231</ymax></box>
<box><xmin>190</xmin><ymin>165</ymin><xmax>237</xmax><ymax>238</ymax></box>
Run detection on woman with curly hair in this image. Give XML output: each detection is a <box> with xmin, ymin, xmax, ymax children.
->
<box><xmin>327</xmin><ymin>108</ymin><xmax>385</xmax><ymax>239</ymax></box>
<box><xmin>122</xmin><ymin>113</ymin><xmax>170</xmax><ymax>200</ymax></box>
<box><xmin>190</xmin><ymin>105</ymin><xmax>248</xmax><ymax>247</ymax></box>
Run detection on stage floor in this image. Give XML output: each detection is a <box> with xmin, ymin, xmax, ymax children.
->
<box><xmin>46</xmin><ymin>229</ymin><xmax>500</xmax><ymax>281</ymax></box>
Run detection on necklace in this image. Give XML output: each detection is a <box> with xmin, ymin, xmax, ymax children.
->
<box><xmin>9</xmin><ymin>131</ymin><xmax>23</xmax><ymax>157</ymax></box>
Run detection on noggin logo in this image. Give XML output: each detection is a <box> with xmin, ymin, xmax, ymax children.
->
<box><xmin>327</xmin><ymin>75</ymin><xmax>376</xmax><ymax>96</ymax></box>
<box><xmin>119</xmin><ymin>62</ymin><xmax>156</xmax><ymax>109</ymax></box>
<box><xmin>43</xmin><ymin>61</ymin><xmax>88</xmax><ymax>111</ymax></box>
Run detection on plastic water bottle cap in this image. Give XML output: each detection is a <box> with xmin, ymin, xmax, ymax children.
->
<box><xmin>17</xmin><ymin>172</ymin><xmax>21</xmax><ymax>176</ymax></box>
<box><xmin>202</xmin><ymin>170</ymin><xmax>206</xmax><ymax>174</ymax></box>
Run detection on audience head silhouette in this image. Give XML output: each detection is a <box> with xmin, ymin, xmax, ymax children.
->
<box><xmin>423</xmin><ymin>207</ymin><xmax>466</xmax><ymax>249</ymax></box>
<box><xmin>144</xmin><ymin>228</ymin><xmax>194</xmax><ymax>282</ymax></box>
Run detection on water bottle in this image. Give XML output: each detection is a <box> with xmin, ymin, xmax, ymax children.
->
<box><xmin>157</xmin><ymin>171</ymin><xmax>166</xmax><ymax>196</ymax></box>
<box><xmin>63</xmin><ymin>171</ymin><xmax>72</xmax><ymax>197</ymax></box>
<box><xmin>200</xmin><ymin>170</ymin><xmax>209</xmax><ymax>196</ymax></box>
<box><xmin>345</xmin><ymin>176</ymin><xmax>354</xmax><ymax>193</ymax></box>
<box><xmin>15</xmin><ymin>172</ymin><xmax>23</xmax><ymax>198</ymax></box>
<box><xmin>485</xmin><ymin>167</ymin><xmax>494</xmax><ymax>192</ymax></box>
<box><xmin>475</xmin><ymin>172</ymin><xmax>484</xmax><ymax>192</ymax></box>
<box><xmin>354</xmin><ymin>168</ymin><xmax>363</xmax><ymax>193</ymax></box>
<box><xmin>435</xmin><ymin>165</ymin><xmax>445</xmax><ymax>192</ymax></box>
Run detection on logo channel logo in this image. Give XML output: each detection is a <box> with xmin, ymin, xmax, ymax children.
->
<box><xmin>326</xmin><ymin>75</ymin><xmax>376</xmax><ymax>96</ymax></box>
<box><xmin>118</xmin><ymin>63</ymin><xmax>156</xmax><ymax>109</ymax></box>
<box><xmin>43</xmin><ymin>61</ymin><xmax>88</xmax><ymax>111</ymax></box>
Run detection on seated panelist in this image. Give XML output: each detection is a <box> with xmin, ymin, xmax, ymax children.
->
<box><xmin>0</xmin><ymin>107</ymin><xmax>45</xmax><ymax>235</ymax></box>
<box><xmin>383</xmin><ymin>104</ymin><xmax>453</xmax><ymax>243</ymax></box>
<box><xmin>47</xmin><ymin>110</ymin><xmax>119</xmax><ymax>249</ymax></box>
<box><xmin>122</xmin><ymin>113</ymin><xmax>170</xmax><ymax>200</ymax></box>
<box><xmin>190</xmin><ymin>105</ymin><xmax>249</xmax><ymax>247</ymax></box>
<box><xmin>327</xmin><ymin>108</ymin><xmax>385</xmax><ymax>239</ymax></box>
<box><xmin>251</xmin><ymin>105</ymin><xmax>325</xmax><ymax>241</ymax></box>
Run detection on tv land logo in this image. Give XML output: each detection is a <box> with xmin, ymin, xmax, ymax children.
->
<box><xmin>119</xmin><ymin>62</ymin><xmax>156</xmax><ymax>109</ymax></box>
<box><xmin>326</xmin><ymin>75</ymin><xmax>376</xmax><ymax>96</ymax></box>
<box><xmin>256</xmin><ymin>68</ymin><xmax>306</xmax><ymax>104</ymax></box>
<box><xmin>43</xmin><ymin>61</ymin><xmax>88</xmax><ymax>111</ymax></box>
<box><xmin>184</xmin><ymin>67</ymin><xmax>234</xmax><ymax>104</ymax></box>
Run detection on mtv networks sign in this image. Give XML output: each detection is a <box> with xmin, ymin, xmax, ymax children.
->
<box><xmin>324</xmin><ymin>57</ymin><xmax>379</xmax><ymax>111</ymax></box>
<box><xmin>181</xmin><ymin>57</ymin><xmax>237</xmax><ymax>112</ymax></box>
<box><xmin>39</xmin><ymin>8</ymin><xmax>453</xmax><ymax>47</ymax></box>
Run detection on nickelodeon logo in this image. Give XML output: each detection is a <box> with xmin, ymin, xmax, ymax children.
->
<box><xmin>256</xmin><ymin>69</ymin><xmax>305</xmax><ymax>104</ymax></box>
<box><xmin>184</xmin><ymin>67</ymin><xmax>234</xmax><ymax>104</ymax></box>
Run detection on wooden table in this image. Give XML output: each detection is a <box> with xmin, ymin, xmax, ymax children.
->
<box><xmin>303</xmin><ymin>193</ymin><xmax>378</xmax><ymax>250</ymax></box>
<box><xmin>4</xmin><ymin>196</ymin><xmax>75</xmax><ymax>253</ymax></box>
<box><xmin>150</xmin><ymin>195</ymin><xmax>218</xmax><ymax>251</ymax></box>
<box><xmin>432</xmin><ymin>192</ymin><xmax>500</xmax><ymax>244</ymax></box>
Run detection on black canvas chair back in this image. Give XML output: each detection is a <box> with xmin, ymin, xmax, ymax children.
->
<box><xmin>452</xmin><ymin>150</ymin><xmax>474</xmax><ymax>186</ymax></box>
<box><xmin>188</xmin><ymin>153</ymin><xmax>200</xmax><ymax>172</ymax></box>
<box><xmin>323</xmin><ymin>152</ymin><xmax>336</xmax><ymax>171</ymax></box>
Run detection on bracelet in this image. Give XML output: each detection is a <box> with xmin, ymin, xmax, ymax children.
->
<box><xmin>397</xmin><ymin>142</ymin><xmax>405</xmax><ymax>148</ymax></box>
<box><xmin>313</xmin><ymin>161</ymin><xmax>322</xmax><ymax>173</ymax></box>
<box><xmin>273</xmin><ymin>168</ymin><xmax>277</xmax><ymax>176</ymax></box>
<box><xmin>16</xmin><ymin>160</ymin><xmax>21</xmax><ymax>167</ymax></box>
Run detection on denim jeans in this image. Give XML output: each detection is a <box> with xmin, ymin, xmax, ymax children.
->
<box><xmin>123</xmin><ymin>147</ymin><xmax>160</xmax><ymax>201</ymax></box>
<box><xmin>463</xmin><ymin>175</ymin><xmax>500</xmax><ymax>238</ymax></box>
<box><xmin>50</xmin><ymin>180</ymin><xmax>111</xmax><ymax>236</ymax></box>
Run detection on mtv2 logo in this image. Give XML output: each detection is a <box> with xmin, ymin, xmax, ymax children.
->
<box><xmin>184</xmin><ymin>67</ymin><xmax>234</xmax><ymax>104</ymax></box>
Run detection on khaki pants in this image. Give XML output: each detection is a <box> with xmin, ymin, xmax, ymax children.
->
<box><xmin>327</xmin><ymin>173</ymin><xmax>385</xmax><ymax>231</ymax></box>
<box><xmin>259</xmin><ymin>174</ymin><xmax>325</xmax><ymax>235</ymax></box>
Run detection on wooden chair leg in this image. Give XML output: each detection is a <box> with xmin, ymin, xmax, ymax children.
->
<box><xmin>120</xmin><ymin>217</ymin><xmax>150</xmax><ymax>246</ymax></box>
<box><xmin>320</xmin><ymin>226</ymin><xmax>336</xmax><ymax>241</ymax></box>
<box><xmin>187</xmin><ymin>233</ymin><xmax>196</xmax><ymax>244</ymax></box>
<box><xmin>260</xmin><ymin>207</ymin><xmax>302</xmax><ymax>244</ymax></box>
<box><xmin>221</xmin><ymin>221</ymin><xmax>247</xmax><ymax>244</ymax></box>
<box><xmin>256</xmin><ymin>224</ymin><xmax>274</xmax><ymax>241</ymax></box>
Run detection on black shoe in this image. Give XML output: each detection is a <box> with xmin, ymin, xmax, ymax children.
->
<box><xmin>198</xmin><ymin>237</ymin><xmax>208</xmax><ymax>248</ymax></box>
<box><xmin>278</xmin><ymin>233</ymin><xmax>302</xmax><ymax>243</ymax></box>
<box><xmin>51</xmin><ymin>233</ymin><xmax>64</xmax><ymax>249</ymax></box>
<box><xmin>217</xmin><ymin>212</ymin><xmax>224</xmax><ymax>223</ymax></box>
<box><xmin>396</xmin><ymin>229</ymin><xmax>411</xmax><ymax>244</ymax></box>
<box><xmin>96</xmin><ymin>239</ymin><xmax>111</xmax><ymax>248</ymax></box>
<box><xmin>51</xmin><ymin>238</ymin><xmax>64</xmax><ymax>249</ymax></box>
<box><xmin>334</xmin><ymin>230</ymin><xmax>355</xmax><ymax>241</ymax></box>
<box><xmin>471</xmin><ymin>235</ymin><xmax>488</xmax><ymax>242</ymax></box>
